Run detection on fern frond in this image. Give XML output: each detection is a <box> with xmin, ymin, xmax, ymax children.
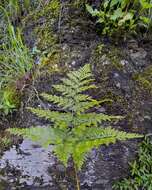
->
<box><xmin>72</xmin><ymin>127</ymin><xmax>143</xmax><ymax>169</ymax></box>
<box><xmin>53</xmin><ymin>83</ymin><xmax>96</xmax><ymax>97</ymax></box>
<box><xmin>27</xmin><ymin>107</ymin><xmax>73</xmax><ymax>128</ymax></box>
<box><xmin>41</xmin><ymin>93</ymin><xmax>73</xmax><ymax>109</ymax></box>
<box><xmin>52</xmin><ymin>64</ymin><xmax>96</xmax><ymax>99</ymax></box>
<box><xmin>67</xmin><ymin>64</ymin><xmax>92</xmax><ymax>82</ymax></box>
<box><xmin>54</xmin><ymin>142</ymin><xmax>73</xmax><ymax>167</ymax></box>
<box><xmin>74</xmin><ymin>94</ymin><xmax>92</xmax><ymax>102</ymax></box>
<box><xmin>75</xmin><ymin>127</ymin><xmax>143</xmax><ymax>142</ymax></box>
<box><xmin>53</xmin><ymin>84</ymin><xmax>75</xmax><ymax>96</ymax></box>
<box><xmin>73</xmin><ymin>113</ymin><xmax>123</xmax><ymax>127</ymax></box>
<box><xmin>8</xmin><ymin>127</ymin><xmax>69</xmax><ymax>147</ymax></box>
<box><xmin>8</xmin><ymin>127</ymin><xmax>53</xmax><ymax>147</ymax></box>
<box><xmin>72</xmin><ymin>99</ymin><xmax>101</xmax><ymax>113</ymax></box>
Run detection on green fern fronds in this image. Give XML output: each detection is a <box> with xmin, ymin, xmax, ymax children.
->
<box><xmin>8</xmin><ymin>64</ymin><xmax>143</xmax><ymax>170</ymax></box>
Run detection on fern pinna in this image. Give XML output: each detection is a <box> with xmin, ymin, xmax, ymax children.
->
<box><xmin>8</xmin><ymin>64</ymin><xmax>143</xmax><ymax>170</ymax></box>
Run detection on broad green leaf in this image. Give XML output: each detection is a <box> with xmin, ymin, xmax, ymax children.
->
<box><xmin>140</xmin><ymin>0</ymin><xmax>152</xmax><ymax>9</ymax></box>
<box><xmin>110</xmin><ymin>0</ymin><xmax>120</xmax><ymax>8</ymax></box>
<box><xmin>140</xmin><ymin>16</ymin><xmax>151</xmax><ymax>24</ymax></box>
<box><xmin>86</xmin><ymin>4</ymin><xmax>99</xmax><ymax>17</ymax></box>
<box><xmin>110</xmin><ymin>8</ymin><xmax>123</xmax><ymax>20</ymax></box>
<box><xmin>118</xmin><ymin>12</ymin><xmax>134</xmax><ymax>26</ymax></box>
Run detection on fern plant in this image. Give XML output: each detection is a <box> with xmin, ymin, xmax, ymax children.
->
<box><xmin>8</xmin><ymin>64</ymin><xmax>143</xmax><ymax>189</ymax></box>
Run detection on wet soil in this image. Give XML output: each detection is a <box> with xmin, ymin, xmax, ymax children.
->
<box><xmin>0</xmin><ymin>1</ymin><xmax>152</xmax><ymax>190</ymax></box>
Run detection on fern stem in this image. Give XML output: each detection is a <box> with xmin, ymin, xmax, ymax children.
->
<box><xmin>74</xmin><ymin>162</ymin><xmax>80</xmax><ymax>190</ymax></box>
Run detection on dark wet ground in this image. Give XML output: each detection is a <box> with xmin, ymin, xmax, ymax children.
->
<box><xmin>1</xmin><ymin>1</ymin><xmax>152</xmax><ymax>190</ymax></box>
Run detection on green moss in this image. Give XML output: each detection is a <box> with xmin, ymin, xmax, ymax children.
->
<box><xmin>23</xmin><ymin>0</ymin><xmax>60</xmax><ymax>21</ymax></box>
<box><xmin>35</xmin><ymin>27</ymin><xmax>58</xmax><ymax>52</ymax></box>
<box><xmin>134</xmin><ymin>75</ymin><xmax>152</xmax><ymax>91</ymax></box>
<box><xmin>72</xmin><ymin>0</ymin><xmax>86</xmax><ymax>7</ymax></box>
<box><xmin>0</xmin><ymin>137</ymin><xmax>11</xmax><ymax>147</ymax></box>
<box><xmin>0</xmin><ymin>85</ymin><xmax>21</xmax><ymax>115</ymax></box>
<box><xmin>89</xmin><ymin>44</ymin><xmax>129</xmax><ymax>115</ymax></box>
<box><xmin>39</xmin><ymin>49</ymin><xmax>61</xmax><ymax>73</ymax></box>
<box><xmin>94</xmin><ymin>44</ymin><xmax>124</xmax><ymax>71</ymax></box>
<box><xmin>95</xmin><ymin>44</ymin><xmax>105</xmax><ymax>54</ymax></box>
<box><xmin>0</xmin><ymin>131</ymin><xmax>20</xmax><ymax>154</ymax></box>
<box><xmin>133</xmin><ymin>65</ymin><xmax>152</xmax><ymax>93</ymax></box>
<box><xmin>33</xmin><ymin>0</ymin><xmax>60</xmax><ymax>52</ymax></box>
<box><xmin>107</xmin><ymin>47</ymin><xmax>124</xmax><ymax>71</ymax></box>
<box><xmin>22</xmin><ymin>0</ymin><xmax>60</xmax><ymax>53</ymax></box>
<box><xmin>0</xmin><ymin>132</ymin><xmax>12</xmax><ymax>151</ymax></box>
<box><xmin>46</xmin><ymin>0</ymin><xmax>60</xmax><ymax>18</ymax></box>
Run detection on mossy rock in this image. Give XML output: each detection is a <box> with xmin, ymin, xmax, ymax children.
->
<box><xmin>133</xmin><ymin>65</ymin><xmax>152</xmax><ymax>93</ymax></box>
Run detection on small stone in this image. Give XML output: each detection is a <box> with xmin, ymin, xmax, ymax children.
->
<box><xmin>71</xmin><ymin>60</ymin><xmax>76</xmax><ymax>66</ymax></box>
<box><xmin>120</xmin><ymin>60</ymin><xmax>128</xmax><ymax>66</ymax></box>
<box><xmin>144</xmin><ymin>115</ymin><xmax>151</xmax><ymax>120</ymax></box>
<box><xmin>62</xmin><ymin>44</ymin><xmax>68</xmax><ymax>50</ymax></box>
<box><xmin>114</xmin><ymin>73</ymin><xmax>119</xmax><ymax>78</ymax></box>
<box><xmin>130</xmin><ymin>48</ymin><xmax>147</xmax><ymax>66</ymax></box>
<box><xmin>116</xmin><ymin>82</ymin><xmax>121</xmax><ymax>88</ymax></box>
<box><xmin>97</xmin><ymin>107</ymin><xmax>106</xmax><ymax>113</ymax></box>
<box><xmin>102</xmin><ymin>60</ymin><xmax>111</xmax><ymax>65</ymax></box>
<box><xmin>95</xmin><ymin>179</ymin><xmax>109</xmax><ymax>184</ymax></box>
<box><xmin>56</xmin><ymin>164</ymin><xmax>65</xmax><ymax>173</ymax></box>
<box><xmin>9</xmin><ymin>179</ymin><xmax>14</xmax><ymax>183</ymax></box>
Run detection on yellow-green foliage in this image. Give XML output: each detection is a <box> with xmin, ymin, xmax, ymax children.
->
<box><xmin>8</xmin><ymin>64</ymin><xmax>143</xmax><ymax>170</ymax></box>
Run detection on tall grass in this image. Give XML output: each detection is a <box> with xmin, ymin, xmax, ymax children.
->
<box><xmin>0</xmin><ymin>25</ymin><xmax>33</xmax><ymax>85</ymax></box>
<box><xmin>0</xmin><ymin>6</ymin><xmax>33</xmax><ymax>114</ymax></box>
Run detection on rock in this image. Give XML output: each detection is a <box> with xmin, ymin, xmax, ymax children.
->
<box><xmin>95</xmin><ymin>179</ymin><xmax>109</xmax><ymax>185</ymax></box>
<box><xmin>130</xmin><ymin>48</ymin><xmax>147</xmax><ymax>66</ymax></box>
<box><xmin>56</xmin><ymin>164</ymin><xmax>66</xmax><ymax>173</ymax></box>
<box><xmin>127</xmin><ymin>39</ymin><xmax>138</xmax><ymax>50</ymax></box>
<box><xmin>97</xmin><ymin>107</ymin><xmax>106</xmax><ymax>113</ymax></box>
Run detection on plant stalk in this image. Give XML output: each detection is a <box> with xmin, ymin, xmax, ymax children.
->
<box><xmin>74</xmin><ymin>162</ymin><xmax>80</xmax><ymax>190</ymax></box>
